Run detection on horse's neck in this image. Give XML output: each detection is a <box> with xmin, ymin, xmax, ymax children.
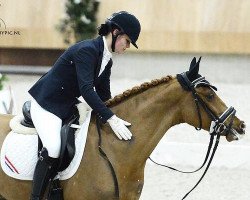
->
<box><xmin>110</xmin><ymin>79</ymin><xmax>183</xmax><ymax>166</ymax></box>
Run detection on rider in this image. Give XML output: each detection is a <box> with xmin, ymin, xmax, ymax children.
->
<box><xmin>28</xmin><ymin>11</ymin><xmax>141</xmax><ymax>199</ymax></box>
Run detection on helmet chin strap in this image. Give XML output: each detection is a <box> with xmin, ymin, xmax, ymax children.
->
<box><xmin>111</xmin><ymin>31</ymin><xmax>124</xmax><ymax>52</ymax></box>
<box><xmin>111</xmin><ymin>33</ymin><xmax>118</xmax><ymax>52</ymax></box>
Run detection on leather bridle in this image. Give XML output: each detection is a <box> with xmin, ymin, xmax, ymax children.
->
<box><xmin>180</xmin><ymin>72</ymin><xmax>236</xmax><ymax>135</ymax></box>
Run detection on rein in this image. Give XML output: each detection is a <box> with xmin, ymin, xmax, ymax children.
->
<box><xmin>96</xmin><ymin>116</ymin><xmax>120</xmax><ymax>199</ymax></box>
<box><xmin>150</xmin><ymin>72</ymin><xmax>236</xmax><ymax>199</ymax></box>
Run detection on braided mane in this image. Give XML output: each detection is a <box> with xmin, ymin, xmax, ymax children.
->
<box><xmin>106</xmin><ymin>75</ymin><xmax>173</xmax><ymax>107</ymax></box>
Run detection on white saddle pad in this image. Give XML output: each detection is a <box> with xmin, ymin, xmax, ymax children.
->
<box><xmin>0</xmin><ymin>111</ymin><xmax>92</xmax><ymax>180</ymax></box>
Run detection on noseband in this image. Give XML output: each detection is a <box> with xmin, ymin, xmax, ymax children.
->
<box><xmin>150</xmin><ymin>72</ymin><xmax>237</xmax><ymax>200</ymax></box>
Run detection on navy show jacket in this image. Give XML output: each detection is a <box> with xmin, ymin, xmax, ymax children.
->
<box><xmin>29</xmin><ymin>36</ymin><xmax>114</xmax><ymax>122</ymax></box>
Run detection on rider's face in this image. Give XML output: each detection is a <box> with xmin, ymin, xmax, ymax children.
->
<box><xmin>114</xmin><ymin>33</ymin><xmax>131</xmax><ymax>54</ymax></box>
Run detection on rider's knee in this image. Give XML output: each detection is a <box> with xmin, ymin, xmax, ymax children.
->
<box><xmin>44</xmin><ymin>142</ymin><xmax>61</xmax><ymax>158</ymax></box>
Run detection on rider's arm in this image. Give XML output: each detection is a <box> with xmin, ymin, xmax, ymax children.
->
<box><xmin>74</xmin><ymin>46</ymin><xmax>114</xmax><ymax>123</ymax></box>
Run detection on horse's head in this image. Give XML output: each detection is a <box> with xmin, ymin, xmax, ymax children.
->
<box><xmin>177</xmin><ymin>57</ymin><xmax>246</xmax><ymax>142</ymax></box>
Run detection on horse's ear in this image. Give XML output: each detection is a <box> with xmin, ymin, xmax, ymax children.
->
<box><xmin>187</xmin><ymin>56</ymin><xmax>201</xmax><ymax>81</ymax></box>
<box><xmin>189</xmin><ymin>57</ymin><xmax>196</xmax><ymax>71</ymax></box>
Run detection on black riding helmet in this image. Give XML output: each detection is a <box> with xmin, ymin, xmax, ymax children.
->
<box><xmin>99</xmin><ymin>11</ymin><xmax>141</xmax><ymax>52</ymax></box>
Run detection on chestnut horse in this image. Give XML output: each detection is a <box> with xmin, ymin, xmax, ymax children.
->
<box><xmin>0</xmin><ymin>59</ymin><xmax>246</xmax><ymax>200</ymax></box>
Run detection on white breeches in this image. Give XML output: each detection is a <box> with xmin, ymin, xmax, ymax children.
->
<box><xmin>30</xmin><ymin>99</ymin><xmax>62</xmax><ymax>158</ymax></box>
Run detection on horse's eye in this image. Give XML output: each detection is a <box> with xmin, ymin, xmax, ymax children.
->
<box><xmin>206</xmin><ymin>93</ymin><xmax>214</xmax><ymax>101</ymax></box>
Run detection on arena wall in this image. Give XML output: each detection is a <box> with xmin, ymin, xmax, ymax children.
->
<box><xmin>0</xmin><ymin>0</ymin><xmax>250</xmax><ymax>54</ymax></box>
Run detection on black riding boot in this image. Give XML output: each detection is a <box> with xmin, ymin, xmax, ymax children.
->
<box><xmin>30</xmin><ymin>148</ymin><xmax>59</xmax><ymax>200</ymax></box>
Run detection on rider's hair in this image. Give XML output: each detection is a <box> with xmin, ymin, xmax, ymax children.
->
<box><xmin>98</xmin><ymin>23</ymin><xmax>121</xmax><ymax>36</ymax></box>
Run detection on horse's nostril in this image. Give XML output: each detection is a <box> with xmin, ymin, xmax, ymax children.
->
<box><xmin>239</xmin><ymin>122</ymin><xmax>246</xmax><ymax>134</ymax></box>
<box><xmin>240</xmin><ymin>122</ymin><xmax>246</xmax><ymax>129</ymax></box>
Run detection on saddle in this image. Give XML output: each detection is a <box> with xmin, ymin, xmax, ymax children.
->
<box><xmin>21</xmin><ymin>101</ymin><xmax>79</xmax><ymax>172</ymax></box>
<box><xmin>1</xmin><ymin>101</ymin><xmax>91</xmax><ymax>200</ymax></box>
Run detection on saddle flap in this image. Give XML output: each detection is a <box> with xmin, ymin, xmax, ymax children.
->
<box><xmin>58</xmin><ymin>114</ymin><xmax>79</xmax><ymax>172</ymax></box>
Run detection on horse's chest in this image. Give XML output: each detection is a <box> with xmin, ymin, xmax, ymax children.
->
<box><xmin>120</xmin><ymin>180</ymin><xmax>144</xmax><ymax>200</ymax></box>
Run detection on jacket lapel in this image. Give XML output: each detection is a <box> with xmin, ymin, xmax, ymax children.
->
<box><xmin>95</xmin><ymin>37</ymin><xmax>104</xmax><ymax>80</ymax></box>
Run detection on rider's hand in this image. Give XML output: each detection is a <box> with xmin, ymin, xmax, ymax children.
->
<box><xmin>107</xmin><ymin>115</ymin><xmax>132</xmax><ymax>140</ymax></box>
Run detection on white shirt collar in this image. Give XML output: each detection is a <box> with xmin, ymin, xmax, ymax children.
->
<box><xmin>102</xmin><ymin>36</ymin><xmax>112</xmax><ymax>59</ymax></box>
<box><xmin>98</xmin><ymin>37</ymin><xmax>112</xmax><ymax>77</ymax></box>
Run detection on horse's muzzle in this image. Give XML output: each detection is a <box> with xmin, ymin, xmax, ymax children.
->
<box><xmin>226</xmin><ymin>121</ymin><xmax>246</xmax><ymax>142</ymax></box>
